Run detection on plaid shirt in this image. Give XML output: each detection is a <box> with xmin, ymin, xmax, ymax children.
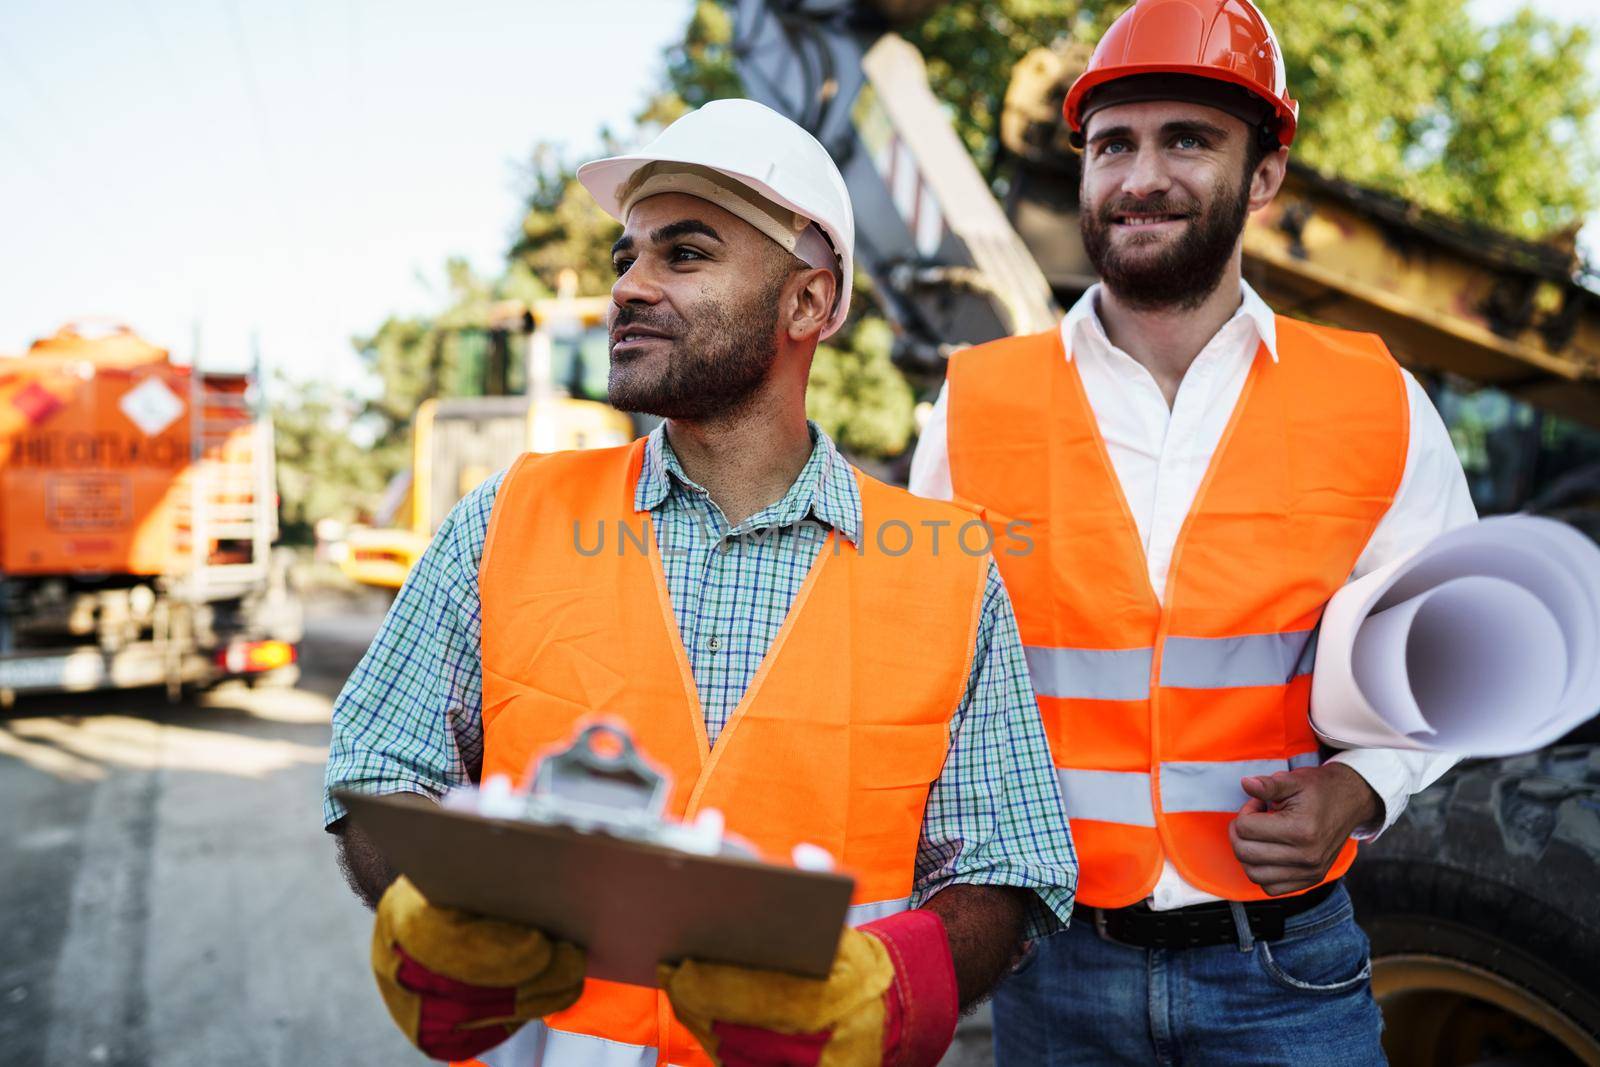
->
<box><xmin>325</xmin><ymin>423</ymin><xmax>1076</xmax><ymax>934</ymax></box>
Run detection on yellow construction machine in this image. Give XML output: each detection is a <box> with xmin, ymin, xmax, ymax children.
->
<box><xmin>340</xmin><ymin>279</ymin><xmax>636</xmax><ymax>589</ymax></box>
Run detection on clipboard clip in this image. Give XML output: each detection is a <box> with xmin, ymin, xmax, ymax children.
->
<box><xmin>445</xmin><ymin>720</ymin><xmax>750</xmax><ymax>859</ymax></box>
<box><xmin>531</xmin><ymin>721</ymin><xmax>669</xmax><ymax>819</ymax></box>
<box><xmin>442</xmin><ymin>721</ymin><xmax>841</xmax><ymax>870</ymax></box>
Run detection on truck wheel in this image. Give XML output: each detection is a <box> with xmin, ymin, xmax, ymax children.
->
<box><xmin>1345</xmin><ymin>745</ymin><xmax>1600</xmax><ymax>1066</ymax></box>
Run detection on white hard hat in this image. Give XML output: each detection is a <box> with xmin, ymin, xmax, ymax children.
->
<box><xmin>577</xmin><ymin>98</ymin><xmax>855</xmax><ymax>339</ymax></box>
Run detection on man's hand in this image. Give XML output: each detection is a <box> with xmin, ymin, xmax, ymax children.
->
<box><xmin>372</xmin><ymin>875</ymin><xmax>586</xmax><ymax>1061</ymax></box>
<box><xmin>1228</xmin><ymin>764</ymin><xmax>1382</xmax><ymax>896</ymax></box>
<box><xmin>660</xmin><ymin>909</ymin><xmax>959</xmax><ymax>1067</ymax></box>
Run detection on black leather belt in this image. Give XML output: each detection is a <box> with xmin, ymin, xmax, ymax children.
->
<box><xmin>1073</xmin><ymin>880</ymin><xmax>1339</xmax><ymax>950</ymax></box>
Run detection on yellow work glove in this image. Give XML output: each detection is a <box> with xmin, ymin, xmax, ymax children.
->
<box><xmin>372</xmin><ymin>875</ymin><xmax>586</xmax><ymax>1061</ymax></box>
<box><xmin>660</xmin><ymin>910</ymin><xmax>959</xmax><ymax>1067</ymax></box>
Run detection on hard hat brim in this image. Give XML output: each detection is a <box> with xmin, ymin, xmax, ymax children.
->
<box><xmin>577</xmin><ymin>152</ymin><xmax>855</xmax><ymax>338</ymax></box>
<box><xmin>579</xmin><ymin>154</ymin><xmax>818</xmax><ymax>239</ymax></box>
<box><xmin>1065</xmin><ymin>63</ymin><xmax>1298</xmax><ymax>148</ymax></box>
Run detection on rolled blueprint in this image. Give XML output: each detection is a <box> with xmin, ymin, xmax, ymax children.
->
<box><xmin>1311</xmin><ymin>515</ymin><xmax>1600</xmax><ymax>755</ymax></box>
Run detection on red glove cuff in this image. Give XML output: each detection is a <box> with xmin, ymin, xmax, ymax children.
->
<box><xmin>860</xmin><ymin>909</ymin><xmax>959</xmax><ymax>1067</ymax></box>
<box><xmin>394</xmin><ymin>946</ymin><xmax>519</xmax><ymax>1061</ymax></box>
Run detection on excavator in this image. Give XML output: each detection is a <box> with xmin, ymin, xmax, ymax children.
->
<box><xmin>730</xmin><ymin>1</ymin><xmax>1600</xmax><ymax>1062</ymax></box>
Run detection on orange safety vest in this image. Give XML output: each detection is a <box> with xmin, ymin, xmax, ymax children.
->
<box><xmin>946</xmin><ymin>316</ymin><xmax>1409</xmax><ymax>908</ymax></box>
<box><xmin>464</xmin><ymin>439</ymin><xmax>989</xmax><ymax>1067</ymax></box>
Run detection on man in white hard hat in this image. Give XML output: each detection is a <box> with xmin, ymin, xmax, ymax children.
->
<box><xmin>326</xmin><ymin>98</ymin><xmax>1078</xmax><ymax>1067</ymax></box>
<box><xmin>911</xmin><ymin>0</ymin><xmax>1473</xmax><ymax>1062</ymax></box>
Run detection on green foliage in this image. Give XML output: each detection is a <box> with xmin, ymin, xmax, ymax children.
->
<box><xmin>807</xmin><ymin>314</ymin><xmax>917</xmax><ymax>456</ymax></box>
<box><xmin>273</xmin><ymin>258</ymin><xmax>549</xmax><ymax>531</ymax></box>
<box><xmin>270</xmin><ymin>377</ymin><xmax>393</xmax><ymax>541</ymax></box>
<box><xmin>353</xmin><ymin>315</ymin><xmax>439</xmax><ymax>454</ymax></box>
<box><xmin>509</xmin><ymin>146</ymin><xmax>623</xmax><ymax>296</ymax></box>
<box><xmin>351</xmin><ymin>258</ymin><xmax>532</xmax><ymax>454</ymax></box>
<box><xmin>1280</xmin><ymin>1</ymin><xmax>1596</xmax><ymax>239</ymax></box>
<box><xmin>640</xmin><ymin>0</ymin><xmax>743</xmax><ymax>125</ymax></box>
<box><xmin>904</xmin><ymin>0</ymin><xmax>1596</xmax><ymax>240</ymax></box>
<box><xmin>904</xmin><ymin>0</ymin><xmax>1104</xmax><ymax>165</ymax></box>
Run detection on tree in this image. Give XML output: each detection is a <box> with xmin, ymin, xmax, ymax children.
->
<box><xmin>350</xmin><ymin>257</ymin><xmax>555</xmax><ymax>454</ymax></box>
<box><xmin>642</xmin><ymin>0</ymin><xmax>743</xmax><ymax>122</ymax></box>
<box><xmin>271</xmin><ymin>377</ymin><xmax>392</xmax><ymax>541</ymax></box>
<box><xmin>808</xmin><ymin>316</ymin><xmax>917</xmax><ymax>456</ymax></box>
<box><xmin>903</xmin><ymin>0</ymin><xmax>1596</xmax><ymax>241</ymax></box>
<box><xmin>639</xmin><ymin>0</ymin><xmax>1596</xmax><ymax>239</ymax></box>
<box><xmin>509</xmin><ymin>146</ymin><xmax>623</xmax><ymax>297</ymax></box>
<box><xmin>904</xmin><ymin>0</ymin><xmax>1094</xmax><ymax>167</ymax></box>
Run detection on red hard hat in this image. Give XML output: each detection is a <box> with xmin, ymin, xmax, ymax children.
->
<box><xmin>1064</xmin><ymin>0</ymin><xmax>1299</xmax><ymax>147</ymax></box>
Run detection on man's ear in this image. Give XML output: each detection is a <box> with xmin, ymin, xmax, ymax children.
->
<box><xmin>786</xmin><ymin>267</ymin><xmax>837</xmax><ymax>342</ymax></box>
<box><xmin>1249</xmin><ymin>145</ymin><xmax>1290</xmax><ymax>213</ymax></box>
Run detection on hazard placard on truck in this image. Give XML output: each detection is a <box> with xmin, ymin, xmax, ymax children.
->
<box><xmin>0</xmin><ymin>324</ymin><xmax>301</xmax><ymax>701</ymax></box>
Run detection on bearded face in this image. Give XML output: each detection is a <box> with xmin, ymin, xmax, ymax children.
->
<box><xmin>1076</xmin><ymin>102</ymin><xmax>1263</xmax><ymax>312</ymax></box>
<box><xmin>607</xmin><ymin>264</ymin><xmax>786</xmax><ymax>420</ymax></box>
<box><xmin>605</xmin><ymin>192</ymin><xmax>800</xmax><ymax>421</ymax></box>
<box><xmin>1079</xmin><ymin>168</ymin><xmax>1250</xmax><ymax>312</ymax></box>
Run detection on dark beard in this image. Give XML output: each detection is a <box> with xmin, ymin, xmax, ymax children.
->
<box><xmin>606</xmin><ymin>274</ymin><xmax>783</xmax><ymax>420</ymax></box>
<box><xmin>1079</xmin><ymin>174</ymin><xmax>1249</xmax><ymax>311</ymax></box>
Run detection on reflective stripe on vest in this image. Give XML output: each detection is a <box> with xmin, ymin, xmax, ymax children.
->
<box><xmin>847</xmin><ymin>896</ymin><xmax>912</xmax><ymax>925</ymax></box>
<box><xmin>477</xmin><ymin>1023</ymin><xmax>657</xmax><ymax>1067</ymax></box>
<box><xmin>1161</xmin><ymin>629</ymin><xmax>1319</xmax><ymax>689</ymax></box>
<box><xmin>1057</xmin><ymin>753</ymin><xmax>1323</xmax><ymax>825</ymax></box>
<box><xmin>478</xmin><ymin>440</ymin><xmax>988</xmax><ymax>1066</ymax></box>
<box><xmin>947</xmin><ymin>317</ymin><xmax>1408</xmax><ymax>906</ymax></box>
<box><xmin>1024</xmin><ymin>629</ymin><xmax>1317</xmax><ymax>700</ymax></box>
<box><xmin>1025</xmin><ymin>646</ymin><xmax>1152</xmax><ymax>701</ymax></box>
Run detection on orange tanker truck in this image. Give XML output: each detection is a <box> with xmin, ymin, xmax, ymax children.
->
<box><xmin>0</xmin><ymin>323</ymin><xmax>300</xmax><ymax>703</ymax></box>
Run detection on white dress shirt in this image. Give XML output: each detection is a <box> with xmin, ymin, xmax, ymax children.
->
<box><xmin>910</xmin><ymin>281</ymin><xmax>1478</xmax><ymax>909</ymax></box>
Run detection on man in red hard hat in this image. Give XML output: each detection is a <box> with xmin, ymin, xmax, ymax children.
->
<box><xmin>911</xmin><ymin>0</ymin><xmax>1475</xmax><ymax>1061</ymax></box>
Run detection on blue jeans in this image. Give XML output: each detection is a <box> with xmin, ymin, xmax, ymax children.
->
<box><xmin>992</xmin><ymin>884</ymin><xmax>1385</xmax><ymax>1066</ymax></box>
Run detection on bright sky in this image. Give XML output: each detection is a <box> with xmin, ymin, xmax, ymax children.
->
<box><xmin>0</xmin><ymin>0</ymin><xmax>692</xmax><ymax>383</ymax></box>
<box><xmin>0</xmin><ymin>0</ymin><xmax>1592</xmax><ymax>385</ymax></box>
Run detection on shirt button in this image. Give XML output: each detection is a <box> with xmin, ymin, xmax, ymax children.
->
<box><xmin>707</xmin><ymin>636</ymin><xmax>722</xmax><ymax>652</ymax></box>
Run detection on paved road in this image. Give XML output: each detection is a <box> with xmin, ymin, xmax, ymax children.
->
<box><xmin>0</xmin><ymin>589</ymin><xmax>998</xmax><ymax>1065</ymax></box>
<box><xmin>0</xmin><ymin>590</ymin><xmax>428</xmax><ymax>1066</ymax></box>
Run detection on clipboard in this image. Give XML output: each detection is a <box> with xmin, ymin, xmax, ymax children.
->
<box><xmin>336</xmin><ymin>728</ymin><xmax>856</xmax><ymax>987</ymax></box>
